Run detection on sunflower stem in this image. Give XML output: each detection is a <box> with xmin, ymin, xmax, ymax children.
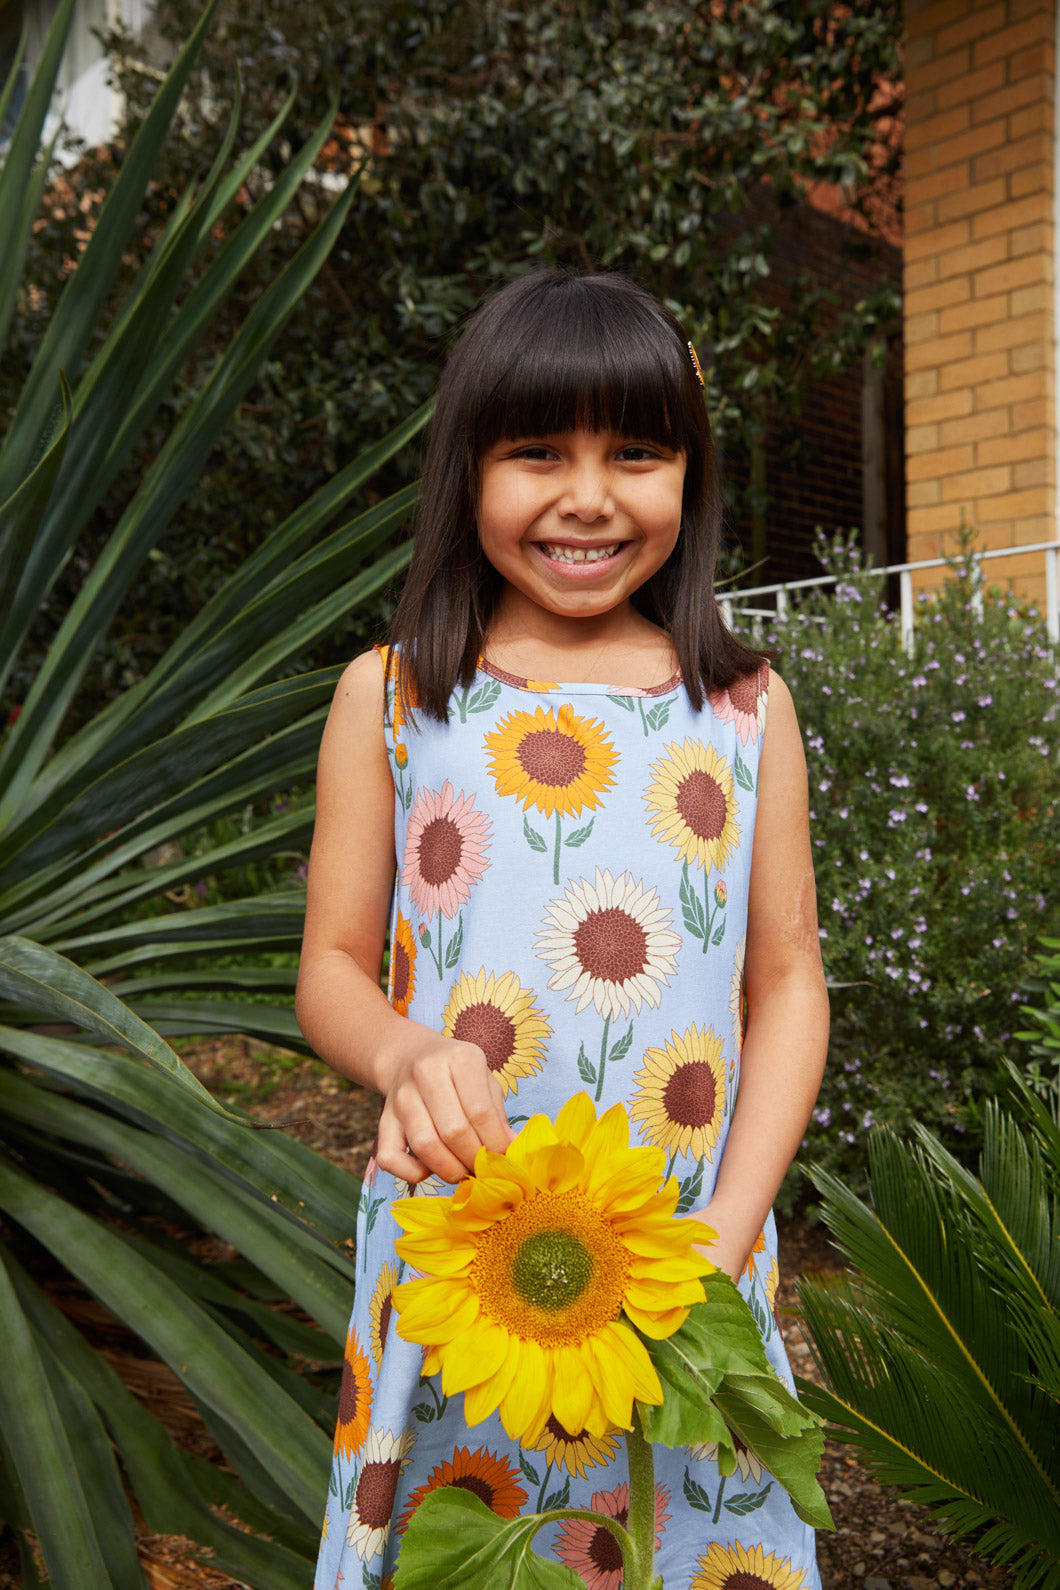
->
<box><xmin>594</xmin><ymin>1014</ymin><xmax>612</xmax><ymax>1103</ymax></box>
<box><xmin>553</xmin><ymin>809</ymin><xmax>563</xmax><ymax>885</ymax></box>
<box><xmin>625</xmin><ymin>1414</ymin><xmax>658</xmax><ymax>1590</ymax></box>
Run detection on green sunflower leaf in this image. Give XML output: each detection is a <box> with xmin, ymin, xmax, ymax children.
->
<box><xmin>565</xmin><ymin>820</ymin><xmax>594</xmax><ymax>847</ymax></box>
<box><xmin>638</xmin><ymin>1274</ymin><xmax>830</xmax><ymax>1528</ymax></box>
<box><xmin>646</xmin><ymin>701</ymin><xmax>671</xmax><ymax>731</ymax></box>
<box><xmin>607</xmin><ymin>694</ymin><xmax>637</xmax><ymax>712</ymax></box>
<box><xmin>682</xmin><ymin>1467</ymin><xmax>712</xmax><ymax>1513</ymax></box>
<box><xmin>523</xmin><ymin>816</ymin><xmax>548</xmax><ymax>853</ymax></box>
<box><xmin>394</xmin><ymin>1487</ymin><xmax>586</xmax><ymax>1589</ymax></box>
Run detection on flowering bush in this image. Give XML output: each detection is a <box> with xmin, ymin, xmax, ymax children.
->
<box><xmin>741</xmin><ymin>537</ymin><xmax>1059</xmax><ymax>1198</ymax></box>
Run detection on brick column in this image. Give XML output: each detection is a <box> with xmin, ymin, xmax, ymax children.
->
<box><xmin>904</xmin><ymin>0</ymin><xmax>1056</xmax><ymax>596</ymax></box>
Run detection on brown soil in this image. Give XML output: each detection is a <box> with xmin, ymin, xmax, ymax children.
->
<box><xmin>0</xmin><ymin>1041</ymin><xmax>1010</xmax><ymax>1590</ymax></box>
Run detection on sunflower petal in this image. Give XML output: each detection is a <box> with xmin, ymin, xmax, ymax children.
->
<box><xmin>554</xmin><ymin>1091</ymin><xmax>597</xmax><ymax>1146</ymax></box>
<box><xmin>551</xmin><ymin>1344</ymin><xmax>594</xmax><ymax>1434</ymax></box>
<box><xmin>440</xmin><ymin>1317</ymin><xmax>510</xmax><ymax>1394</ymax></box>
<box><xmin>507</xmin><ymin>1113</ymin><xmax>559</xmax><ymax>1164</ymax></box>
<box><xmin>498</xmin><ymin>1337</ymin><xmax>548</xmax><ymax>1442</ymax></box>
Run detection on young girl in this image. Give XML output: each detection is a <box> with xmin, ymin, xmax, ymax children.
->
<box><xmin>298</xmin><ymin>270</ymin><xmax>829</xmax><ymax>1590</ymax></box>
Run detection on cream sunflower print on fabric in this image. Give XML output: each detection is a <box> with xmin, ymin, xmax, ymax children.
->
<box><xmin>441</xmin><ymin>968</ymin><xmax>551</xmax><ymax>1098</ymax></box>
<box><xmin>536</xmin><ymin>868</ymin><xmax>681</xmax><ymax>1100</ymax></box>
<box><xmin>630</xmin><ymin>1024</ymin><xmax>727</xmax><ymax>1163</ymax></box>
<box><xmin>484</xmin><ymin>703</ymin><xmax>618</xmax><ymax>883</ymax></box>
<box><xmin>343</xmin><ymin>1427</ymin><xmax>415</xmax><ymax>1560</ymax></box>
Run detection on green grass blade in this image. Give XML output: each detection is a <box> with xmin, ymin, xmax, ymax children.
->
<box><xmin>0</xmin><ymin>935</ymin><xmax>243</xmax><ymax>1118</ymax></box>
<box><xmin>0</xmin><ymin>1066</ymin><xmax>350</xmax><ymax>1340</ymax></box>
<box><xmin>0</xmin><ymin>1150</ymin><xmax>331</xmax><ymax>1524</ymax></box>
<box><xmin>190</xmin><ymin>534</ymin><xmax>412</xmax><ymax>719</ymax></box>
<box><xmin>5</xmin><ymin>1252</ymin><xmax>318</xmax><ymax>1589</ymax></box>
<box><xmin>18</xmin><ymin>802</ymin><xmax>313</xmax><ymax>939</ymax></box>
<box><xmin>0</xmin><ymin>0</ymin><xmax>76</xmax><ymax>348</ymax></box>
<box><xmin>0</xmin><ymin>168</ymin><xmax>356</xmax><ymax>824</ymax></box>
<box><xmin>0</xmin><ymin>1027</ymin><xmax>360</xmax><ymax>1246</ymax></box>
<box><xmin>0</xmin><ymin>0</ymin><xmax>220</xmax><ymax>502</ymax></box>
<box><xmin>0</xmin><ymin>672</ymin><xmax>332</xmax><ymax>885</ymax></box>
<box><xmin>0</xmin><ymin>377</ymin><xmax>70</xmax><ymax>646</ymax></box>
<box><xmin>0</xmin><ymin>1251</ymin><xmax>116</xmax><ymax>1590</ymax></box>
<box><xmin>15</xmin><ymin>93</ymin><xmax>339</xmax><ymax>653</ymax></box>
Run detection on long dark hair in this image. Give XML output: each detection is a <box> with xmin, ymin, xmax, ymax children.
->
<box><xmin>390</xmin><ymin>268</ymin><xmax>765</xmax><ymax>720</ymax></box>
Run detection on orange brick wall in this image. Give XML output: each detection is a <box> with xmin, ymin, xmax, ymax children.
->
<box><xmin>904</xmin><ymin>0</ymin><xmax>1056</xmax><ymax>596</ymax></box>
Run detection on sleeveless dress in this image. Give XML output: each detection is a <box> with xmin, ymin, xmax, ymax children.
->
<box><xmin>313</xmin><ymin>653</ymin><xmax>820</xmax><ymax>1590</ymax></box>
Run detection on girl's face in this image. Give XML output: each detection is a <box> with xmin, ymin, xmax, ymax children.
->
<box><xmin>477</xmin><ymin>427</ymin><xmax>685</xmax><ymax>628</ymax></box>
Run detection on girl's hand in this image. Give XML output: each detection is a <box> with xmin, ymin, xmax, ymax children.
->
<box><xmin>375</xmin><ymin>1028</ymin><xmax>514</xmax><ymax>1184</ymax></box>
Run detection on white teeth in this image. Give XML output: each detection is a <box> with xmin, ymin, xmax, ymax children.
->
<box><xmin>541</xmin><ymin>543</ymin><xmax>620</xmax><ymax>563</ymax></box>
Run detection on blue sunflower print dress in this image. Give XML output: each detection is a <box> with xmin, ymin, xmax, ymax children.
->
<box><xmin>313</xmin><ymin>652</ymin><xmax>820</xmax><ymax>1590</ymax></box>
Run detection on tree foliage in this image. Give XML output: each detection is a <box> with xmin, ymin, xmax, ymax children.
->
<box><xmin>8</xmin><ymin>0</ymin><xmax>901</xmax><ymax>712</ymax></box>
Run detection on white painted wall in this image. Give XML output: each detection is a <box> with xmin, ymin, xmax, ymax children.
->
<box><xmin>8</xmin><ymin>0</ymin><xmax>154</xmax><ymax>149</ymax></box>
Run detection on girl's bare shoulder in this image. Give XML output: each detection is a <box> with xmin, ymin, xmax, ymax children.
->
<box><xmin>318</xmin><ymin>649</ymin><xmax>388</xmax><ymax>770</ymax></box>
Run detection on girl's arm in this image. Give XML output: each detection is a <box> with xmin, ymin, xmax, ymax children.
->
<box><xmin>295</xmin><ymin>650</ymin><xmax>511</xmax><ymax>1184</ymax></box>
<box><xmin>694</xmin><ymin>672</ymin><xmax>829</xmax><ymax>1278</ymax></box>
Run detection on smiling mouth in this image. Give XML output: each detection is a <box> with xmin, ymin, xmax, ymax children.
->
<box><xmin>538</xmin><ymin>542</ymin><xmax>623</xmax><ymax>564</ymax></box>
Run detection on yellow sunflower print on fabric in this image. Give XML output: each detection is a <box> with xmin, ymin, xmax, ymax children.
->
<box><xmin>630</xmin><ymin>1024</ymin><xmax>726</xmax><ymax>1160</ymax></box>
<box><xmin>441</xmin><ymin>968</ymin><xmax>552</xmax><ymax>1097</ymax></box>
<box><xmin>692</xmin><ymin>1540</ymin><xmax>808</xmax><ymax>1589</ymax></box>
<box><xmin>485</xmin><ymin>703</ymin><xmax>618</xmax><ymax>883</ymax></box>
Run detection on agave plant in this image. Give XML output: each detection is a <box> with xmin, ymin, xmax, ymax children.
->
<box><xmin>798</xmin><ymin>1066</ymin><xmax>1060</xmax><ymax>1590</ymax></box>
<box><xmin>0</xmin><ymin>4</ymin><xmax>427</xmax><ymax>1584</ymax></box>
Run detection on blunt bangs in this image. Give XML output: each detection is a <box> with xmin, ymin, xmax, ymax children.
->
<box><xmin>460</xmin><ymin>273</ymin><xmax>704</xmax><ymax>461</ymax></box>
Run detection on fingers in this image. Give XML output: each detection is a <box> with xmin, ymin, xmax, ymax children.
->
<box><xmin>376</xmin><ymin>1041</ymin><xmax>514</xmax><ymax>1184</ymax></box>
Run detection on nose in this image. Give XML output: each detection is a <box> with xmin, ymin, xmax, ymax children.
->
<box><xmin>557</xmin><ymin>458</ymin><xmax>615</xmax><ymax>522</ymax></box>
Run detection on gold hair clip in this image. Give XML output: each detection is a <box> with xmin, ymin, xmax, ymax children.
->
<box><xmin>687</xmin><ymin>341</ymin><xmax>705</xmax><ymax>388</ymax></box>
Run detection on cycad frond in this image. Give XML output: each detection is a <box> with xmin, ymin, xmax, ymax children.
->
<box><xmin>799</xmin><ymin>1106</ymin><xmax>1060</xmax><ymax>1590</ymax></box>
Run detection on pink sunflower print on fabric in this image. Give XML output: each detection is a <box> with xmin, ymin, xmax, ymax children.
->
<box><xmin>709</xmin><ymin>661</ymin><xmax>769</xmax><ymax>746</ymax></box>
<box><xmin>555</xmin><ymin>1481</ymin><xmax>670</xmax><ymax>1590</ymax></box>
<box><xmin>401</xmin><ymin>780</ymin><xmax>492</xmax><ymax>920</ymax></box>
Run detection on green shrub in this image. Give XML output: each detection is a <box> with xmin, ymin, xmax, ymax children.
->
<box><xmin>740</xmin><ymin>537</ymin><xmax>1060</xmax><ymax>1197</ymax></box>
<box><xmin>1018</xmin><ymin>938</ymin><xmax>1060</xmax><ymax>1104</ymax></box>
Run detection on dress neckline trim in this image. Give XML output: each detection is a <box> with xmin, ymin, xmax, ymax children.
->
<box><xmin>477</xmin><ymin>658</ymin><xmax>683</xmax><ymax>698</ymax></box>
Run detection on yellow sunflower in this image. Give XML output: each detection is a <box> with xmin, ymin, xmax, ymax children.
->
<box><xmin>530</xmin><ymin>1413</ymin><xmax>621</xmax><ymax>1477</ymax></box>
<box><xmin>391</xmin><ymin>1094</ymin><xmax>714</xmax><ymax>1445</ymax></box>
<box><xmin>441</xmin><ymin>968</ymin><xmax>551</xmax><ymax>1097</ymax></box>
<box><xmin>692</xmin><ymin>1540</ymin><xmax>808</xmax><ymax>1590</ymax></box>
<box><xmin>397</xmin><ymin>1445</ymin><xmax>527</xmax><ymax>1533</ymax></box>
<box><xmin>644</xmin><ymin>739</ymin><xmax>739</xmax><ymax>873</ymax></box>
<box><xmin>333</xmin><ymin>1326</ymin><xmax>373</xmax><ymax>1458</ymax></box>
<box><xmin>484</xmin><ymin>704</ymin><xmax>618</xmax><ymax>818</ymax></box>
<box><xmin>390</xmin><ymin>913</ymin><xmax>418</xmax><ymax>1017</ymax></box>
<box><xmin>630</xmin><ymin>1025</ymin><xmax>726</xmax><ymax>1160</ymax></box>
<box><xmin>369</xmin><ymin>1263</ymin><xmax>400</xmax><ymax>1371</ymax></box>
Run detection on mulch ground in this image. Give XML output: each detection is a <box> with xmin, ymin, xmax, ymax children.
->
<box><xmin>0</xmin><ymin>1041</ymin><xmax>1010</xmax><ymax>1590</ymax></box>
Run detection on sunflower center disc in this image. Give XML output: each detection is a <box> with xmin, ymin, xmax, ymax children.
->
<box><xmin>511</xmin><ymin>1229</ymin><xmax>593</xmax><ymax>1311</ymax></box>
<box><xmin>471</xmin><ymin>1189</ymin><xmax>630</xmax><ymax>1347</ymax></box>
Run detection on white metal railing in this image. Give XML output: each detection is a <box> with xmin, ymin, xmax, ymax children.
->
<box><xmin>718</xmin><ymin>538</ymin><xmax>1060</xmax><ymax>653</ymax></box>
